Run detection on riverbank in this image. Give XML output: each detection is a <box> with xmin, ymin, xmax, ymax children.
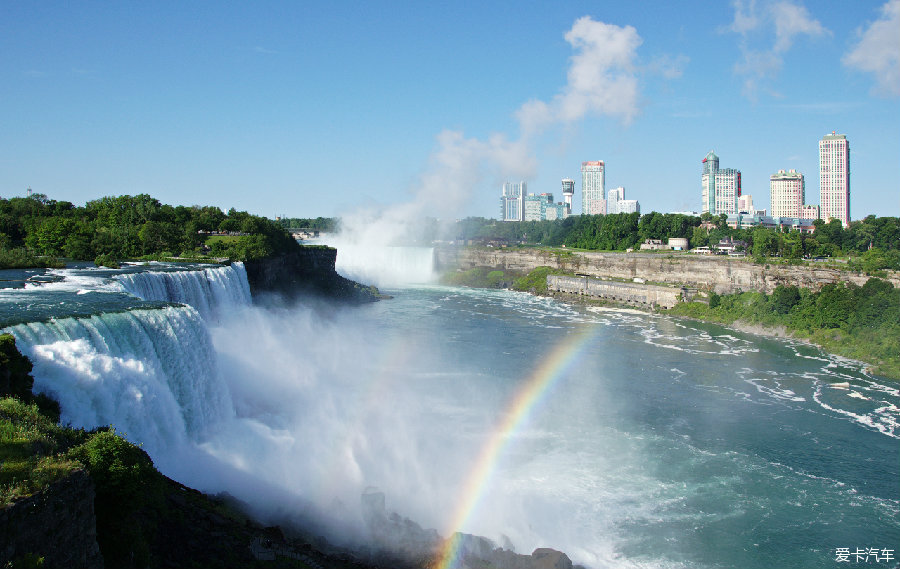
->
<box><xmin>437</xmin><ymin>247</ymin><xmax>899</xmax><ymax>381</ymax></box>
<box><xmin>547</xmin><ymin>282</ymin><xmax>898</xmax><ymax>380</ymax></box>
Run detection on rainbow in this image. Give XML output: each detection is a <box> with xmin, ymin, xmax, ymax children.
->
<box><xmin>433</xmin><ymin>325</ymin><xmax>599</xmax><ymax>569</ymax></box>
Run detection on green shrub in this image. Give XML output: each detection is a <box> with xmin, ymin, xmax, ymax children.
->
<box><xmin>0</xmin><ymin>247</ymin><xmax>63</xmax><ymax>270</ymax></box>
<box><xmin>69</xmin><ymin>429</ymin><xmax>164</xmax><ymax>568</ymax></box>
<box><xmin>93</xmin><ymin>253</ymin><xmax>119</xmax><ymax>268</ymax></box>
<box><xmin>0</xmin><ymin>397</ymin><xmax>86</xmax><ymax>506</ymax></box>
<box><xmin>486</xmin><ymin>270</ymin><xmax>506</xmax><ymax>287</ymax></box>
<box><xmin>771</xmin><ymin>285</ymin><xmax>801</xmax><ymax>314</ymax></box>
<box><xmin>0</xmin><ymin>335</ymin><xmax>34</xmax><ymax>400</ymax></box>
<box><xmin>441</xmin><ymin>268</ymin><xmax>513</xmax><ymax>289</ymax></box>
<box><xmin>512</xmin><ymin>266</ymin><xmax>557</xmax><ymax>293</ymax></box>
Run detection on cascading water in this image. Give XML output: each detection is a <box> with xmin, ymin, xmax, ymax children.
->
<box><xmin>321</xmin><ymin>240</ymin><xmax>436</xmax><ymax>288</ymax></box>
<box><xmin>115</xmin><ymin>262</ymin><xmax>251</xmax><ymax>321</ymax></box>
<box><xmin>5</xmin><ymin>306</ymin><xmax>231</xmax><ymax>455</ymax></box>
<box><xmin>1</xmin><ymin>262</ymin><xmax>248</xmax><ymax>470</ymax></box>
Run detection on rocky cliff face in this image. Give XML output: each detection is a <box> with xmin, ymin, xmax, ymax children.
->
<box><xmin>243</xmin><ymin>247</ymin><xmax>381</xmax><ymax>304</ymax></box>
<box><xmin>0</xmin><ymin>469</ymin><xmax>103</xmax><ymax>569</ymax></box>
<box><xmin>437</xmin><ymin>246</ymin><xmax>900</xmax><ymax>294</ymax></box>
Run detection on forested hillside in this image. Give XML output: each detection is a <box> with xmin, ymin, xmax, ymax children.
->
<box><xmin>0</xmin><ymin>193</ymin><xmax>299</xmax><ymax>268</ymax></box>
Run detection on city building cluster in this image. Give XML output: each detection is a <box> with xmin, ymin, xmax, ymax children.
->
<box><xmin>702</xmin><ymin>132</ymin><xmax>851</xmax><ymax>230</ymax></box>
<box><xmin>500</xmin><ymin>180</ymin><xmax>573</xmax><ymax>222</ymax></box>
<box><xmin>500</xmin><ymin>160</ymin><xmax>640</xmax><ymax>222</ymax></box>
<box><xmin>499</xmin><ymin>132</ymin><xmax>851</xmax><ymax>230</ymax></box>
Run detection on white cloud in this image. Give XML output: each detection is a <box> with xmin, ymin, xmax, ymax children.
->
<box><xmin>727</xmin><ymin>0</ymin><xmax>829</xmax><ymax>100</ymax></box>
<box><xmin>843</xmin><ymin>0</ymin><xmax>900</xmax><ymax>97</ymax></box>
<box><xmin>771</xmin><ymin>1</ymin><xmax>827</xmax><ymax>52</ymax></box>
<box><xmin>516</xmin><ymin>16</ymin><xmax>643</xmax><ymax>134</ymax></box>
<box><xmin>728</xmin><ymin>0</ymin><xmax>761</xmax><ymax>34</ymax></box>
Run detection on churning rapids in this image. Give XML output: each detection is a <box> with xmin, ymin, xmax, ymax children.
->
<box><xmin>1</xmin><ymin>255</ymin><xmax>898</xmax><ymax>569</ymax></box>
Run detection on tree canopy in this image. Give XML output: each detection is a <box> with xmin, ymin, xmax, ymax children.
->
<box><xmin>0</xmin><ymin>193</ymin><xmax>300</xmax><ymax>268</ymax></box>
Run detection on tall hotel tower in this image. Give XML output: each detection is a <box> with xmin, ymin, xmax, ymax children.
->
<box><xmin>500</xmin><ymin>181</ymin><xmax>526</xmax><ymax>221</ymax></box>
<box><xmin>561</xmin><ymin>178</ymin><xmax>575</xmax><ymax>215</ymax></box>
<box><xmin>701</xmin><ymin>151</ymin><xmax>741</xmax><ymax>216</ymax></box>
<box><xmin>770</xmin><ymin>169</ymin><xmax>805</xmax><ymax>219</ymax></box>
<box><xmin>819</xmin><ymin>132</ymin><xmax>850</xmax><ymax>227</ymax></box>
<box><xmin>581</xmin><ymin>161</ymin><xmax>606</xmax><ymax>215</ymax></box>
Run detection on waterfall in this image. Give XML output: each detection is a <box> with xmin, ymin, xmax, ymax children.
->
<box><xmin>5</xmin><ymin>306</ymin><xmax>231</xmax><ymax>456</ymax></box>
<box><xmin>115</xmin><ymin>262</ymin><xmax>252</xmax><ymax>322</ymax></box>
<box><xmin>331</xmin><ymin>245</ymin><xmax>436</xmax><ymax>288</ymax></box>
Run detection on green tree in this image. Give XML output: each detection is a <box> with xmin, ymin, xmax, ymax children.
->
<box><xmin>138</xmin><ymin>221</ymin><xmax>181</xmax><ymax>255</ymax></box>
<box><xmin>814</xmin><ymin>283</ymin><xmax>854</xmax><ymax>328</ymax></box>
<box><xmin>771</xmin><ymin>285</ymin><xmax>801</xmax><ymax>314</ymax></box>
<box><xmin>690</xmin><ymin>225</ymin><xmax>709</xmax><ymax>248</ymax></box>
<box><xmin>752</xmin><ymin>228</ymin><xmax>780</xmax><ymax>258</ymax></box>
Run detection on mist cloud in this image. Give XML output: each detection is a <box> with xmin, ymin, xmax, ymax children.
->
<box><xmin>421</xmin><ymin>16</ymin><xmax>647</xmax><ymax>218</ymax></box>
<box><xmin>337</xmin><ymin>16</ymin><xmax>649</xmax><ymax>246</ymax></box>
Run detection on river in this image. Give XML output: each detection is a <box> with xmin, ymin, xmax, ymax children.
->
<box><xmin>1</xmin><ymin>256</ymin><xmax>897</xmax><ymax>568</ymax></box>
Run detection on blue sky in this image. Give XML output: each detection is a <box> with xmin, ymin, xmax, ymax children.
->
<box><xmin>2</xmin><ymin>1</ymin><xmax>898</xmax><ymax>221</ymax></box>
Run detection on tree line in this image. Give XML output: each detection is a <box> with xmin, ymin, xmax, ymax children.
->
<box><xmin>275</xmin><ymin>216</ymin><xmax>339</xmax><ymax>232</ymax></box>
<box><xmin>452</xmin><ymin>213</ymin><xmax>900</xmax><ymax>271</ymax></box>
<box><xmin>0</xmin><ymin>193</ymin><xmax>299</xmax><ymax>268</ymax></box>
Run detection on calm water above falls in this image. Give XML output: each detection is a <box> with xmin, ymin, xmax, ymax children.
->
<box><xmin>1</xmin><ymin>264</ymin><xmax>897</xmax><ymax>569</ymax></box>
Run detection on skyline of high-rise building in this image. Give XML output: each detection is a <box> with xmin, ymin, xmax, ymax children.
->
<box><xmin>581</xmin><ymin>161</ymin><xmax>606</xmax><ymax>215</ymax></box>
<box><xmin>495</xmin><ymin>133</ymin><xmax>853</xmax><ymax>224</ymax></box>
<box><xmin>524</xmin><ymin>193</ymin><xmax>553</xmax><ymax>221</ymax></box>
<box><xmin>500</xmin><ymin>181</ymin><xmax>526</xmax><ymax>222</ymax></box>
<box><xmin>606</xmin><ymin>187</ymin><xmax>625</xmax><ymax>215</ymax></box>
<box><xmin>701</xmin><ymin>151</ymin><xmax>741</xmax><ymax>216</ymax></box>
<box><xmin>819</xmin><ymin>132</ymin><xmax>850</xmax><ymax>227</ymax></box>
<box><xmin>561</xmin><ymin>178</ymin><xmax>574</xmax><ymax>215</ymax></box>
<box><xmin>770</xmin><ymin>169</ymin><xmax>805</xmax><ymax>219</ymax></box>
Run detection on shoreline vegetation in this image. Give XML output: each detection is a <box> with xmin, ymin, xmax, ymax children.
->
<box><xmin>440</xmin><ymin>264</ymin><xmax>900</xmax><ymax>381</ymax></box>
<box><xmin>0</xmin><ymin>193</ymin><xmax>305</xmax><ymax>270</ymax></box>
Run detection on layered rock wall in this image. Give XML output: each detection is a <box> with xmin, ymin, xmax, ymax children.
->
<box><xmin>436</xmin><ymin>246</ymin><xmax>899</xmax><ymax>294</ymax></box>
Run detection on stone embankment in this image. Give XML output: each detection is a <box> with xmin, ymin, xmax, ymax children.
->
<box><xmin>547</xmin><ymin>275</ymin><xmax>686</xmax><ymax>309</ymax></box>
<box><xmin>436</xmin><ymin>246</ymin><xmax>899</xmax><ymax>295</ymax></box>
